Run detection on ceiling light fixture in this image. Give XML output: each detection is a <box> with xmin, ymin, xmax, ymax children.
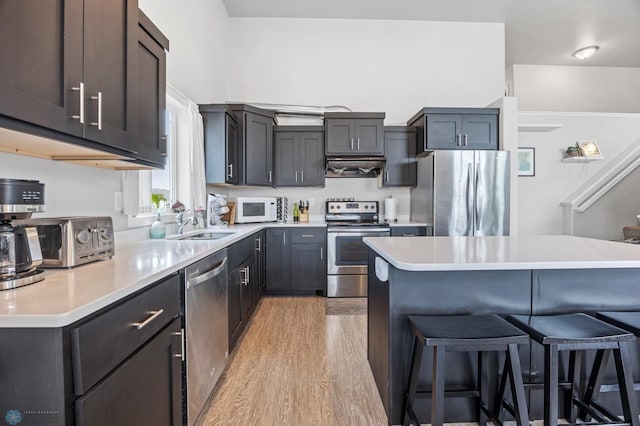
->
<box><xmin>571</xmin><ymin>45</ymin><xmax>600</xmax><ymax>60</ymax></box>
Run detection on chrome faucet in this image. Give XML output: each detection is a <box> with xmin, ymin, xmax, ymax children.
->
<box><xmin>176</xmin><ymin>209</ymin><xmax>200</xmax><ymax>234</ymax></box>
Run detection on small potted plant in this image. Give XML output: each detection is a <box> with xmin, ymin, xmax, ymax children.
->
<box><xmin>566</xmin><ymin>146</ymin><xmax>581</xmax><ymax>157</ymax></box>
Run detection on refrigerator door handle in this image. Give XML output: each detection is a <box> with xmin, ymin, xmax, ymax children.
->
<box><xmin>467</xmin><ymin>163</ymin><xmax>474</xmax><ymax>235</ymax></box>
<box><xmin>475</xmin><ymin>164</ymin><xmax>480</xmax><ymax>231</ymax></box>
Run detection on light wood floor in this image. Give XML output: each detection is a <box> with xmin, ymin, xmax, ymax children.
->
<box><xmin>198</xmin><ymin>296</ymin><xmax>388</xmax><ymax>426</ymax></box>
<box><xmin>198</xmin><ymin>296</ymin><xmax>549</xmax><ymax>426</ymax></box>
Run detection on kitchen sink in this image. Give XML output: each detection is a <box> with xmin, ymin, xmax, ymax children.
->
<box><xmin>170</xmin><ymin>231</ymin><xmax>237</xmax><ymax>241</ymax></box>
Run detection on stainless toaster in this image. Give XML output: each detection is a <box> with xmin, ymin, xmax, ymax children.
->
<box><xmin>16</xmin><ymin>216</ymin><xmax>114</xmax><ymax>268</ymax></box>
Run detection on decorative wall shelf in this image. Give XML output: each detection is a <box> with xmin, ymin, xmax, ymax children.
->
<box><xmin>518</xmin><ymin>123</ymin><xmax>563</xmax><ymax>132</ymax></box>
<box><xmin>561</xmin><ymin>156</ymin><xmax>604</xmax><ymax>163</ymax></box>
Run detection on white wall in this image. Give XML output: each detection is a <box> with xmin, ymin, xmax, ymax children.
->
<box><xmin>517</xmin><ymin>112</ymin><xmax>640</xmax><ymax>236</ymax></box>
<box><xmin>512</xmin><ymin>65</ymin><xmax>640</xmax><ymax>113</ymax></box>
<box><xmin>0</xmin><ymin>152</ymin><xmax>128</xmax><ymax>230</ymax></box>
<box><xmin>225</xmin><ymin>19</ymin><xmax>505</xmax><ymax>124</ymax></box>
<box><xmin>139</xmin><ymin>0</ymin><xmax>229</xmax><ymax>103</ymax></box>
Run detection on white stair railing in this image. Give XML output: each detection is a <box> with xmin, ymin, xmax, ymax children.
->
<box><xmin>562</xmin><ymin>139</ymin><xmax>640</xmax><ymax>235</ymax></box>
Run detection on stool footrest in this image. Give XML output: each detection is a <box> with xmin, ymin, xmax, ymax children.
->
<box><xmin>415</xmin><ymin>388</ymin><xmax>480</xmax><ymax>399</ymax></box>
<box><xmin>599</xmin><ymin>383</ymin><xmax>640</xmax><ymax>393</ymax></box>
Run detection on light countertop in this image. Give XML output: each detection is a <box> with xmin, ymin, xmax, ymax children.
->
<box><xmin>365</xmin><ymin>235</ymin><xmax>640</xmax><ymax>272</ymax></box>
<box><xmin>0</xmin><ymin>220</ymin><xmax>428</xmax><ymax>328</ymax></box>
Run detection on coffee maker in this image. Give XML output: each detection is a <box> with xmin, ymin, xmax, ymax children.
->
<box><xmin>0</xmin><ymin>179</ymin><xmax>45</xmax><ymax>290</ymax></box>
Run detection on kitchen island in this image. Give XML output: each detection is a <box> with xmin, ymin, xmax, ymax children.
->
<box><xmin>364</xmin><ymin>235</ymin><xmax>640</xmax><ymax>424</ymax></box>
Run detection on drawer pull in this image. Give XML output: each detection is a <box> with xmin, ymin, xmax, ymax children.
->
<box><xmin>132</xmin><ymin>309</ymin><xmax>164</xmax><ymax>330</ymax></box>
<box><xmin>301</xmin><ymin>234</ymin><xmax>315</xmax><ymax>238</ymax></box>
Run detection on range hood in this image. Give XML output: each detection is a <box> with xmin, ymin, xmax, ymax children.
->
<box><xmin>325</xmin><ymin>157</ymin><xmax>386</xmax><ymax>178</ymax></box>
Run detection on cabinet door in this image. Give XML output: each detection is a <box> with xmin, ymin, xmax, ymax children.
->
<box><xmin>462</xmin><ymin>114</ymin><xmax>498</xmax><ymax>150</ymax></box>
<box><xmin>75</xmin><ymin>319</ymin><xmax>182</xmax><ymax>426</ymax></box>
<box><xmin>265</xmin><ymin>228</ymin><xmax>290</xmax><ymax>291</ymax></box>
<box><xmin>274</xmin><ymin>131</ymin><xmax>298</xmax><ymax>186</ymax></box>
<box><xmin>0</xmin><ymin>0</ymin><xmax>84</xmax><ymax>137</ymax></box>
<box><xmin>291</xmin><ymin>243</ymin><xmax>326</xmax><ymax>292</ymax></box>
<box><xmin>355</xmin><ymin>119</ymin><xmax>384</xmax><ymax>155</ymax></box>
<box><xmin>241</xmin><ymin>257</ymin><xmax>255</xmax><ymax>320</ymax></box>
<box><xmin>83</xmin><ymin>0</ymin><xmax>137</xmax><ymax>152</ymax></box>
<box><xmin>382</xmin><ymin>130</ymin><xmax>416</xmax><ymax>187</ymax></box>
<box><xmin>244</xmin><ymin>112</ymin><xmax>274</xmax><ymax>186</ymax></box>
<box><xmin>326</xmin><ymin>119</ymin><xmax>356</xmax><ymax>154</ymax></box>
<box><xmin>226</xmin><ymin>113</ymin><xmax>240</xmax><ymax>184</ymax></box>
<box><xmin>426</xmin><ymin>114</ymin><xmax>462</xmax><ymax>149</ymax></box>
<box><xmin>132</xmin><ymin>25</ymin><xmax>166</xmax><ymax>166</ymax></box>
<box><xmin>228</xmin><ymin>265</ymin><xmax>243</xmax><ymax>350</ymax></box>
<box><xmin>299</xmin><ymin>132</ymin><xmax>325</xmax><ymax>186</ymax></box>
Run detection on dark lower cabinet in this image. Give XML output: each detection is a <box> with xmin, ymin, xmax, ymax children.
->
<box><xmin>390</xmin><ymin>226</ymin><xmax>428</xmax><ymax>236</ymax></box>
<box><xmin>75</xmin><ymin>318</ymin><xmax>182</xmax><ymax>426</ymax></box>
<box><xmin>228</xmin><ymin>233</ymin><xmax>261</xmax><ymax>350</ymax></box>
<box><xmin>254</xmin><ymin>231</ymin><xmax>265</xmax><ymax>299</ymax></box>
<box><xmin>381</xmin><ymin>127</ymin><xmax>416</xmax><ymax>187</ymax></box>
<box><xmin>0</xmin><ymin>273</ymin><xmax>183</xmax><ymax>426</ymax></box>
<box><xmin>265</xmin><ymin>227</ymin><xmax>326</xmax><ymax>295</ymax></box>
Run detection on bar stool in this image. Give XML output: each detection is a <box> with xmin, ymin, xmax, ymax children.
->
<box><xmin>402</xmin><ymin>314</ymin><xmax>530</xmax><ymax>426</ymax></box>
<box><xmin>506</xmin><ymin>313</ymin><xmax>639</xmax><ymax>426</ymax></box>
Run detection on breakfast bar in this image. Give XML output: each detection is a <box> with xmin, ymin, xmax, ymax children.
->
<box><xmin>364</xmin><ymin>235</ymin><xmax>640</xmax><ymax>424</ymax></box>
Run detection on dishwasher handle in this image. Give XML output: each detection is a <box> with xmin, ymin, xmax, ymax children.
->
<box><xmin>187</xmin><ymin>258</ymin><xmax>228</xmax><ymax>289</ymax></box>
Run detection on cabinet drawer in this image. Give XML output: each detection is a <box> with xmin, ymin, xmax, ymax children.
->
<box><xmin>71</xmin><ymin>274</ymin><xmax>180</xmax><ymax>395</ymax></box>
<box><xmin>390</xmin><ymin>226</ymin><xmax>427</xmax><ymax>237</ymax></box>
<box><xmin>291</xmin><ymin>228</ymin><xmax>326</xmax><ymax>243</ymax></box>
<box><xmin>228</xmin><ymin>234</ymin><xmax>256</xmax><ymax>269</ymax></box>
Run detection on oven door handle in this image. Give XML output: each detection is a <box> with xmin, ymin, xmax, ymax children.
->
<box><xmin>328</xmin><ymin>228</ymin><xmax>391</xmax><ymax>233</ymax></box>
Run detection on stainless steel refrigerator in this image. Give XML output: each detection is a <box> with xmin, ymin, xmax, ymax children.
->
<box><xmin>410</xmin><ymin>151</ymin><xmax>510</xmax><ymax>236</ymax></box>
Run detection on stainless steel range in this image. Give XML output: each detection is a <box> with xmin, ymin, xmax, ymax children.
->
<box><xmin>325</xmin><ymin>199</ymin><xmax>390</xmax><ymax>297</ymax></box>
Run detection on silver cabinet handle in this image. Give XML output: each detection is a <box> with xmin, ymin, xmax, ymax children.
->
<box><xmin>295</xmin><ymin>171</ymin><xmax>298</xmax><ymax>182</ymax></box>
<box><xmin>71</xmin><ymin>82</ymin><xmax>84</xmax><ymax>124</ymax></box>
<box><xmin>132</xmin><ymin>309</ymin><xmax>164</xmax><ymax>330</ymax></box>
<box><xmin>246</xmin><ymin>265</ymin><xmax>250</xmax><ymax>284</ymax></box>
<box><xmin>187</xmin><ymin>258</ymin><xmax>227</xmax><ymax>289</ymax></box>
<box><xmin>301</xmin><ymin>234</ymin><xmax>315</xmax><ymax>238</ymax></box>
<box><xmin>283</xmin><ymin>232</ymin><xmax>286</xmax><ymax>245</ymax></box>
<box><xmin>256</xmin><ymin>237</ymin><xmax>261</xmax><ymax>252</ymax></box>
<box><xmin>172</xmin><ymin>329</ymin><xmax>185</xmax><ymax>361</ymax></box>
<box><xmin>456</xmin><ymin>134</ymin><xmax>461</xmax><ymax>146</ymax></box>
<box><xmin>464</xmin><ymin>134</ymin><xmax>468</xmax><ymax>146</ymax></box>
<box><xmin>386</xmin><ymin>170</ymin><xmax>390</xmax><ymax>182</ymax></box>
<box><xmin>227</xmin><ymin>163</ymin><xmax>233</xmax><ymax>178</ymax></box>
<box><xmin>301</xmin><ymin>170</ymin><xmax>304</xmax><ymax>183</ymax></box>
<box><xmin>160</xmin><ymin>136</ymin><xmax>167</xmax><ymax>156</ymax></box>
<box><xmin>357</xmin><ymin>138</ymin><xmax>360</xmax><ymax>150</ymax></box>
<box><xmin>90</xmin><ymin>91</ymin><xmax>102</xmax><ymax>130</ymax></box>
<box><xmin>241</xmin><ymin>266</ymin><xmax>250</xmax><ymax>285</ymax></box>
<box><xmin>269</xmin><ymin>170</ymin><xmax>272</xmax><ymax>183</ymax></box>
<box><xmin>320</xmin><ymin>247</ymin><xmax>323</xmax><ymax>260</ymax></box>
<box><xmin>350</xmin><ymin>138</ymin><xmax>354</xmax><ymax>150</ymax></box>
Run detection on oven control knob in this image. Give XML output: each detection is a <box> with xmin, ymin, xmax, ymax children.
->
<box><xmin>373</xmin><ymin>215</ymin><xmax>378</xmax><ymax>220</ymax></box>
<box><xmin>364</xmin><ymin>205</ymin><xmax>369</xmax><ymax>210</ymax></box>
<box><xmin>336</xmin><ymin>205</ymin><xmax>340</xmax><ymax>210</ymax></box>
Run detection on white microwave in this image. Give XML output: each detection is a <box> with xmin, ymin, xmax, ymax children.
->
<box><xmin>235</xmin><ymin>197</ymin><xmax>278</xmax><ymax>223</ymax></box>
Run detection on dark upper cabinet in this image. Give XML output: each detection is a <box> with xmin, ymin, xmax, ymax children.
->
<box><xmin>325</xmin><ymin>112</ymin><xmax>385</xmax><ymax>156</ymax></box>
<box><xmin>0</xmin><ymin>0</ymin><xmax>84</xmax><ymax>137</ymax></box>
<box><xmin>408</xmin><ymin>108</ymin><xmax>499</xmax><ymax>155</ymax></box>
<box><xmin>201</xmin><ymin>105</ymin><xmax>239</xmax><ymax>184</ymax></box>
<box><xmin>381</xmin><ymin>127</ymin><xmax>416</xmax><ymax>187</ymax></box>
<box><xmin>0</xmin><ymin>1</ymin><xmax>169</xmax><ymax>167</ymax></box>
<box><xmin>274</xmin><ymin>126</ymin><xmax>325</xmax><ymax>187</ymax></box>
<box><xmin>202</xmin><ymin>104</ymin><xmax>275</xmax><ymax>186</ymax></box>
<box><xmin>133</xmin><ymin>11</ymin><xmax>169</xmax><ymax>167</ymax></box>
<box><xmin>265</xmin><ymin>227</ymin><xmax>326</xmax><ymax>294</ymax></box>
<box><xmin>229</xmin><ymin>104</ymin><xmax>275</xmax><ymax>187</ymax></box>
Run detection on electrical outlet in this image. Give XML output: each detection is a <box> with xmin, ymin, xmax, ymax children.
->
<box><xmin>308</xmin><ymin>198</ymin><xmax>315</xmax><ymax>207</ymax></box>
<box><xmin>114</xmin><ymin>192</ymin><xmax>123</xmax><ymax>212</ymax></box>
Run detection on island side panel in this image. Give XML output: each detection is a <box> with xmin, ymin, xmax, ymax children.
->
<box><xmin>383</xmin><ymin>265</ymin><xmax>531</xmax><ymax>424</ymax></box>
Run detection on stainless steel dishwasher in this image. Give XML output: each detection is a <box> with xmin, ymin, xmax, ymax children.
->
<box><xmin>184</xmin><ymin>249</ymin><xmax>228</xmax><ymax>426</ymax></box>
